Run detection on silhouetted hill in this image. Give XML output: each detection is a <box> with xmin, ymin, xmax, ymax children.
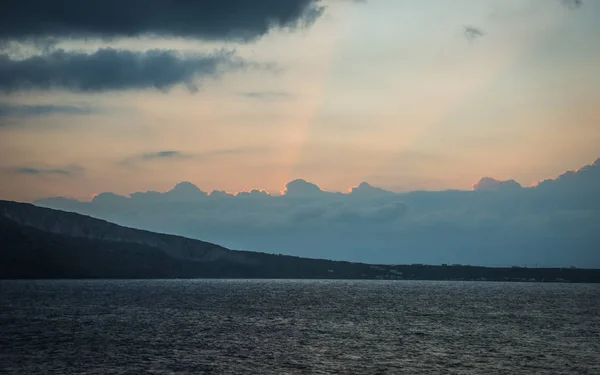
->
<box><xmin>1</xmin><ymin>200</ymin><xmax>599</xmax><ymax>282</ymax></box>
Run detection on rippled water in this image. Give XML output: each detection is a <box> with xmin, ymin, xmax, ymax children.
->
<box><xmin>1</xmin><ymin>280</ymin><xmax>599</xmax><ymax>374</ymax></box>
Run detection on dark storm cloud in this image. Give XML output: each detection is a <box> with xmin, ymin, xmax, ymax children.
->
<box><xmin>8</xmin><ymin>165</ymin><xmax>83</xmax><ymax>177</ymax></box>
<box><xmin>0</xmin><ymin>48</ymin><xmax>256</xmax><ymax>92</ymax></box>
<box><xmin>0</xmin><ymin>103</ymin><xmax>95</xmax><ymax>117</ymax></box>
<box><xmin>464</xmin><ymin>26</ymin><xmax>485</xmax><ymax>42</ymax></box>
<box><xmin>0</xmin><ymin>0</ymin><xmax>324</xmax><ymax>42</ymax></box>
<box><xmin>561</xmin><ymin>0</ymin><xmax>583</xmax><ymax>9</ymax></box>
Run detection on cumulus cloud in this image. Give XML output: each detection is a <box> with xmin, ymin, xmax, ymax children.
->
<box><xmin>0</xmin><ymin>103</ymin><xmax>96</xmax><ymax>117</ymax></box>
<box><xmin>0</xmin><ymin>0</ymin><xmax>324</xmax><ymax>42</ymax></box>
<box><xmin>236</xmin><ymin>189</ymin><xmax>271</xmax><ymax>198</ymax></box>
<box><xmin>534</xmin><ymin>158</ymin><xmax>600</xmax><ymax>195</ymax></box>
<box><xmin>0</xmin><ymin>48</ymin><xmax>259</xmax><ymax>92</ymax></box>
<box><xmin>166</xmin><ymin>181</ymin><xmax>208</xmax><ymax>200</ymax></box>
<box><xmin>473</xmin><ymin>177</ymin><xmax>522</xmax><ymax>192</ymax></box>
<box><xmin>464</xmin><ymin>26</ymin><xmax>485</xmax><ymax>42</ymax></box>
<box><xmin>282</xmin><ymin>179</ymin><xmax>327</xmax><ymax>197</ymax></box>
<box><xmin>348</xmin><ymin>182</ymin><xmax>395</xmax><ymax>198</ymax></box>
<box><xmin>32</xmin><ymin>157</ymin><xmax>600</xmax><ymax>267</ymax></box>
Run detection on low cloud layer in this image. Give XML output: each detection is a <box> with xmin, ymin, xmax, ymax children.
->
<box><xmin>0</xmin><ymin>0</ymin><xmax>324</xmax><ymax>42</ymax></box>
<box><xmin>34</xmin><ymin>158</ymin><xmax>600</xmax><ymax>268</ymax></box>
<box><xmin>0</xmin><ymin>48</ymin><xmax>254</xmax><ymax>92</ymax></box>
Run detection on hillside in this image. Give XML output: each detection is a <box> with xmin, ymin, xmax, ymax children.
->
<box><xmin>0</xmin><ymin>200</ymin><xmax>390</xmax><ymax>279</ymax></box>
<box><xmin>1</xmin><ymin>200</ymin><xmax>599</xmax><ymax>282</ymax></box>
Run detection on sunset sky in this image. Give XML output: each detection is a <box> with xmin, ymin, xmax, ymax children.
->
<box><xmin>1</xmin><ymin>0</ymin><xmax>599</xmax><ymax>201</ymax></box>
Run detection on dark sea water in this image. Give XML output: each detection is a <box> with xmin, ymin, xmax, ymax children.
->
<box><xmin>1</xmin><ymin>280</ymin><xmax>599</xmax><ymax>375</ymax></box>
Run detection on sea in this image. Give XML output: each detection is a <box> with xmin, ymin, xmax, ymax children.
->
<box><xmin>1</xmin><ymin>280</ymin><xmax>599</xmax><ymax>374</ymax></box>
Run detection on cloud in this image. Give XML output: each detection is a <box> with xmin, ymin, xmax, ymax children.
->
<box><xmin>240</xmin><ymin>91</ymin><xmax>294</xmax><ymax>100</ymax></box>
<box><xmin>196</xmin><ymin>147</ymin><xmax>266</xmax><ymax>159</ymax></box>
<box><xmin>0</xmin><ymin>0</ymin><xmax>324</xmax><ymax>42</ymax></box>
<box><xmin>0</xmin><ymin>48</ymin><xmax>259</xmax><ymax>93</ymax></box>
<box><xmin>534</xmin><ymin>157</ymin><xmax>600</xmax><ymax>195</ymax></box>
<box><xmin>348</xmin><ymin>182</ymin><xmax>395</xmax><ymax>198</ymax></box>
<box><xmin>326</xmin><ymin>202</ymin><xmax>408</xmax><ymax>224</ymax></box>
<box><xmin>141</xmin><ymin>151</ymin><xmax>191</xmax><ymax>161</ymax></box>
<box><xmin>473</xmin><ymin>177</ymin><xmax>522</xmax><ymax>192</ymax></box>
<box><xmin>463</xmin><ymin>26</ymin><xmax>485</xmax><ymax>42</ymax></box>
<box><xmin>122</xmin><ymin>147</ymin><xmax>264</xmax><ymax>167</ymax></box>
<box><xmin>561</xmin><ymin>0</ymin><xmax>583</xmax><ymax>9</ymax></box>
<box><xmin>0</xmin><ymin>103</ymin><xmax>95</xmax><ymax>117</ymax></box>
<box><xmin>282</xmin><ymin>179</ymin><xmax>327</xmax><ymax>197</ymax></box>
<box><xmin>289</xmin><ymin>205</ymin><xmax>328</xmax><ymax>222</ymax></box>
<box><xmin>120</xmin><ymin>150</ymin><xmax>193</xmax><ymax>167</ymax></box>
<box><xmin>33</xmin><ymin>157</ymin><xmax>600</xmax><ymax>267</ymax></box>
<box><xmin>165</xmin><ymin>181</ymin><xmax>208</xmax><ymax>200</ymax></box>
<box><xmin>7</xmin><ymin>165</ymin><xmax>83</xmax><ymax>177</ymax></box>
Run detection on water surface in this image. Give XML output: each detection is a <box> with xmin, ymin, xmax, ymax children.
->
<box><xmin>1</xmin><ymin>280</ymin><xmax>599</xmax><ymax>374</ymax></box>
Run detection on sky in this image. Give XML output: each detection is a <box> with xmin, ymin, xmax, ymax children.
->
<box><xmin>1</xmin><ymin>0</ymin><xmax>599</xmax><ymax>202</ymax></box>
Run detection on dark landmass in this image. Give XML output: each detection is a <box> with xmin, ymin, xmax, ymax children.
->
<box><xmin>1</xmin><ymin>200</ymin><xmax>599</xmax><ymax>282</ymax></box>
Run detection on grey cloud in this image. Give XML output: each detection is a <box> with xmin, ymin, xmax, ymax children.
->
<box><xmin>348</xmin><ymin>182</ymin><xmax>395</xmax><ymax>198</ymax></box>
<box><xmin>33</xmin><ymin>157</ymin><xmax>600</xmax><ymax>267</ymax></box>
<box><xmin>287</xmin><ymin>201</ymin><xmax>407</xmax><ymax>225</ymax></box>
<box><xmin>0</xmin><ymin>103</ymin><xmax>95</xmax><ymax>117</ymax></box>
<box><xmin>464</xmin><ymin>26</ymin><xmax>485</xmax><ymax>42</ymax></box>
<box><xmin>121</xmin><ymin>150</ymin><xmax>192</xmax><ymax>167</ymax></box>
<box><xmin>240</xmin><ymin>91</ymin><xmax>294</xmax><ymax>100</ymax></box>
<box><xmin>561</xmin><ymin>0</ymin><xmax>583</xmax><ymax>9</ymax></box>
<box><xmin>534</xmin><ymin>158</ymin><xmax>600</xmax><ymax>202</ymax></box>
<box><xmin>196</xmin><ymin>147</ymin><xmax>267</xmax><ymax>159</ymax></box>
<box><xmin>165</xmin><ymin>181</ymin><xmax>208</xmax><ymax>200</ymax></box>
<box><xmin>282</xmin><ymin>179</ymin><xmax>329</xmax><ymax>198</ymax></box>
<box><xmin>209</xmin><ymin>190</ymin><xmax>234</xmax><ymax>199</ymax></box>
<box><xmin>141</xmin><ymin>151</ymin><xmax>191</xmax><ymax>161</ymax></box>
<box><xmin>236</xmin><ymin>189</ymin><xmax>270</xmax><ymax>199</ymax></box>
<box><xmin>289</xmin><ymin>205</ymin><xmax>328</xmax><ymax>222</ymax></box>
<box><xmin>123</xmin><ymin>147</ymin><xmax>264</xmax><ymax>166</ymax></box>
<box><xmin>326</xmin><ymin>202</ymin><xmax>407</xmax><ymax>224</ymax></box>
<box><xmin>0</xmin><ymin>0</ymin><xmax>324</xmax><ymax>42</ymax></box>
<box><xmin>8</xmin><ymin>165</ymin><xmax>83</xmax><ymax>177</ymax></box>
<box><xmin>0</xmin><ymin>48</ymin><xmax>259</xmax><ymax>93</ymax></box>
<box><xmin>473</xmin><ymin>177</ymin><xmax>522</xmax><ymax>192</ymax></box>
